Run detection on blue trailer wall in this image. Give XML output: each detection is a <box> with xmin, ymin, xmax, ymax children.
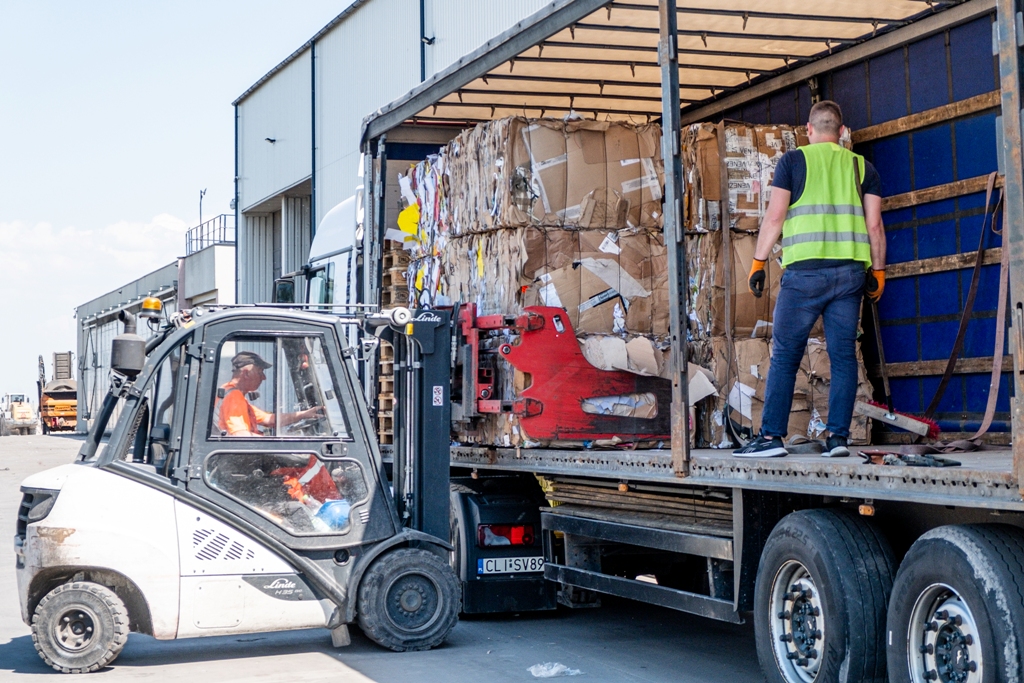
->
<box><xmin>720</xmin><ymin>13</ymin><xmax>1008</xmax><ymax>436</ymax></box>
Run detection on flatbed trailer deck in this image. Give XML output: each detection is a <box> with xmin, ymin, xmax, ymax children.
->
<box><xmin>452</xmin><ymin>446</ymin><xmax>1024</xmax><ymax>510</ymax></box>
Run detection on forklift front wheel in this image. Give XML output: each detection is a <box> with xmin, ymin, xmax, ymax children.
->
<box><xmin>31</xmin><ymin>581</ymin><xmax>129</xmax><ymax>673</ymax></box>
<box><xmin>357</xmin><ymin>548</ymin><xmax>461</xmax><ymax>651</ymax></box>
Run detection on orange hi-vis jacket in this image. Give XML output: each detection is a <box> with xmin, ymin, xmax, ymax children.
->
<box><xmin>215</xmin><ymin>381</ymin><xmax>272</xmax><ymax>436</ymax></box>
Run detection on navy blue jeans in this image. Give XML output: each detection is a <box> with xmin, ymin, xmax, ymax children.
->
<box><xmin>761</xmin><ymin>262</ymin><xmax>866</xmax><ymax>439</ymax></box>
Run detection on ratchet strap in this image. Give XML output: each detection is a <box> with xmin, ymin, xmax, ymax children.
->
<box><xmin>923</xmin><ymin>171</ymin><xmax>1001</xmax><ymax>419</ymax></box>
<box><xmin>970</xmin><ymin>200</ymin><xmax>1009</xmax><ymax>440</ymax></box>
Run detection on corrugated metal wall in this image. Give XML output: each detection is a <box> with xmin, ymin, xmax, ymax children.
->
<box><xmin>720</xmin><ymin>13</ymin><xmax>1006</xmax><ymax>435</ymax></box>
<box><xmin>424</xmin><ymin>0</ymin><xmax>549</xmax><ymax>76</ymax></box>
<box><xmin>238</xmin><ymin>213</ymin><xmax>276</xmax><ymax>303</ymax></box>
<box><xmin>78</xmin><ymin>294</ymin><xmax>178</xmax><ymax>432</ymax></box>
<box><xmin>237</xmin><ymin>50</ymin><xmax>312</xmax><ymax>212</ymax></box>
<box><xmin>282</xmin><ymin>195</ymin><xmax>311</xmax><ymax>276</ymax></box>
<box><xmin>313</xmin><ymin>0</ymin><xmax>420</xmax><ymax>227</ymax></box>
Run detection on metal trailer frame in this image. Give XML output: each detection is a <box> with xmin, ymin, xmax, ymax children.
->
<box><xmin>358</xmin><ymin>0</ymin><xmax>1024</xmax><ymax>623</ymax></box>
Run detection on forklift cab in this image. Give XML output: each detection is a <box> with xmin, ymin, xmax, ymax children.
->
<box><xmin>16</xmin><ymin>305</ymin><xmax>459</xmax><ymax>673</ymax></box>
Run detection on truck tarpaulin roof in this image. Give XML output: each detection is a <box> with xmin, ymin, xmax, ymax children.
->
<box><xmin>363</xmin><ymin>0</ymin><xmax>989</xmax><ymax>140</ymax></box>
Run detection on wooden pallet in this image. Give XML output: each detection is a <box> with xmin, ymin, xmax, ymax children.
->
<box><xmin>378</xmin><ymin>431</ymin><xmax>394</xmax><ymax>445</ymax></box>
<box><xmin>378</xmin><ymin>393</ymin><xmax>395</xmax><ymax>413</ymax></box>
<box><xmin>382</xmin><ymin>250</ymin><xmax>410</xmax><ymax>269</ymax></box>
<box><xmin>379</xmin><ymin>340</ymin><xmax>394</xmax><ymax>361</ymax></box>
<box><xmin>378</xmin><ymin>412</ymin><xmax>394</xmax><ymax>435</ymax></box>
<box><xmin>381</xmin><ymin>286</ymin><xmax>407</xmax><ymax>307</ymax></box>
<box><xmin>378</xmin><ymin>376</ymin><xmax>394</xmax><ymax>394</ymax></box>
<box><xmin>379</xmin><ymin>359</ymin><xmax>394</xmax><ymax>376</ymax></box>
<box><xmin>382</xmin><ymin>267</ymin><xmax>408</xmax><ymax>289</ymax></box>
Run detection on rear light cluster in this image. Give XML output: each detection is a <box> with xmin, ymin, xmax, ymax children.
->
<box><xmin>477</xmin><ymin>524</ymin><xmax>535</xmax><ymax>547</ymax></box>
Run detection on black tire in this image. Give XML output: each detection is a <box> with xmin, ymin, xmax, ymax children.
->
<box><xmin>357</xmin><ymin>547</ymin><xmax>461</xmax><ymax>651</ymax></box>
<box><xmin>886</xmin><ymin>524</ymin><xmax>1024</xmax><ymax>683</ymax></box>
<box><xmin>449</xmin><ymin>483</ymin><xmax>477</xmax><ymax>586</ymax></box>
<box><xmin>31</xmin><ymin>581</ymin><xmax>129</xmax><ymax>673</ymax></box>
<box><xmin>754</xmin><ymin>509</ymin><xmax>895</xmax><ymax>683</ymax></box>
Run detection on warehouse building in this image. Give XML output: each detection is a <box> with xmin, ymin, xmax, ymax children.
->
<box><xmin>75</xmin><ymin>216</ymin><xmax>236</xmax><ymax>431</ymax></box>
<box><xmin>233</xmin><ymin>0</ymin><xmax>548</xmax><ymax>303</ymax></box>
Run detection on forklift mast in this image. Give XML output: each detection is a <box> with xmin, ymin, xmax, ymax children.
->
<box><xmin>386</xmin><ymin>309</ymin><xmax>452</xmax><ymax>543</ymax></box>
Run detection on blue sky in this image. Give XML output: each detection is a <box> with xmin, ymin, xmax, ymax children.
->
<box><xmin>0</xmin><ymin>1</ymin><xmax>346</xmax><ymax>396</ymax></box>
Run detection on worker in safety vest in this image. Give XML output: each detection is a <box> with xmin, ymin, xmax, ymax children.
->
<box><xmin>734</xmin><ymin>101</ymin><xmax>886</xmax><ymax>458</ymax></box>
<box><xmin>215</xmin><ymin>351</ymin><xmax>324</xmax><ymax>436</ymax></box>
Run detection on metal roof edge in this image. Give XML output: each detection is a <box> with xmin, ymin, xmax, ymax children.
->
<box><xmin>233</xmin><ymin>0</ymin><xmax>372</xmax><ymax>107</ymax></box>
<box><xmin>361</xmin><ymin>0</ymin><xmax>608</xmax><ymax>143</ymax></box>
<box><xmin>679</xmin><ymin>0</ymin><xmax>995</xmax><ymax>125</ymax></box>
<box><xmin>75</xmin><ymin>262</ymin><xmax>180</xmax><ymax>317</ymax></box>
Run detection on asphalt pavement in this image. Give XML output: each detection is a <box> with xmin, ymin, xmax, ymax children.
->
<box><xmin>0</xmin><ymin>434</ymin><xmax>762</xmax><ymax>682</ymax></box>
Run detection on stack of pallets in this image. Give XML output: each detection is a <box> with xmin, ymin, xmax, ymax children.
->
<box><xmin>376</xmin><ymin>241</ymin><xmax>407</xmax><ymax>445</ymax></box>
<box><xmin>381</xmin><ymin>241</ymin><xmax>410</xmax><ymax>307</ymax></box>
<box><xmin>377</xmin><ymin>340</ymin><xmax>394</xmax><ymax>445</ymax></box>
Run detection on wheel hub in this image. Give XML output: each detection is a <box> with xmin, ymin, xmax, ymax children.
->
<box><xmin>384</xmin><ymin>573</ymin><xmax>441</xmax><ymax>633</ymax></box>
<box><xmin>770</xmin><ymin>561</ymin><xmax>824</xmax><ymax>683</ymax></box>
<box><xmin>53</xmin><ymin>608</ymin><xmax>96</xmax><ymax>653</ymax></box>
<box><xmin>909</xmin><ymin>585</ymin><xmax>982</xmax><ymax>683</ymax></box>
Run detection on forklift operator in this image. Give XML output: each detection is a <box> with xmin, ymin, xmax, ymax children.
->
<box><xmin>734</xmin><ymin>101</ymin><xmax>887</xmax><ymax>459</ymax></box>
<box><xmin>216</xmin><ymin>351</ymin><xmax>324</xmax><ymax>436</ymax></box>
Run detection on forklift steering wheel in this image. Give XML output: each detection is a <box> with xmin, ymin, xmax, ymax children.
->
<box><xmin>285</xmin><ymin>416</ymin><xmax>325</xmax><ymax>434</ymax></box>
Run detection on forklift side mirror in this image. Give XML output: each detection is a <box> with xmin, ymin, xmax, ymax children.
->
<box><xmin>273</xmin><ymin>278</ymin><xmax>295</xmax><ymax>304</ymax></box>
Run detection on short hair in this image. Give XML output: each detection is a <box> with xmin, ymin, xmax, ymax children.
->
<box><xmin>809</xmin><ymin>101</ymin><xmax>843</xmax><ymax>136</ymax></box>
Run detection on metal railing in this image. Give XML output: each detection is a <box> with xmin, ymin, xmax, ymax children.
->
<box><xmin>186</xmin><ymin>214</ymin><xmax>235</xmax><ymax>255</ymax></box>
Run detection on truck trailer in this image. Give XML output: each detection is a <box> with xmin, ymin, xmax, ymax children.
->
<box><xmin>346</xmin><ymin>1</ymin><xmax>1024</xmax><ymax>682</ymax></box>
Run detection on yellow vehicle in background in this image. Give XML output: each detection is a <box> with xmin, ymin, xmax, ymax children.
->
<box><xmin>37</xmin><ymin>352</ymin><xmax>77</xmax><ymax>434</ymax></box>
<box><xmin>0</xmin><ymin>393</ymin><xmax>38</xmax><ymax>436</ymax></box>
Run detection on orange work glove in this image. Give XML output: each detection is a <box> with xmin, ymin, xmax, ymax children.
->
<box><xmin>748</xmin><ymin>259</ymin><xmax>767</xmax><ymax>298</ymax></box>
<box><xmin>866</xmin><ymin>269</ymin><xmax>885</xmax><ymax>302</ymax></box>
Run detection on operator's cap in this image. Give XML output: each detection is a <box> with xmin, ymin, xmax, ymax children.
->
<box><xmin>231</xmin><ymin>351</ymin><xmax>272</xmax><ymax>371</ymax></box>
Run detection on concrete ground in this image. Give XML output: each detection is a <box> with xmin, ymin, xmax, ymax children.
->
<box><xmin>0</xmin><ymin>434</ymin><xmax>762</xmax><ymax>682</ymax></box>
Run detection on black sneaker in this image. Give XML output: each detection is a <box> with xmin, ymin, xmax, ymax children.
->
<box><xmin>733</xmin><ymin>435</ymin><xmax>788</xmax><ymax>458</ymax></box>
<box><xmin>824</xmin><ymin>435</ymin><xmax>850</xmax><ymax>458</ymax></box>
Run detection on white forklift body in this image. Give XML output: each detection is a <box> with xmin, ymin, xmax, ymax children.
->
<box><xmin>15</xmin><ymin>304</ymin><xmax>459</xmax><ymax>673</ymax></box>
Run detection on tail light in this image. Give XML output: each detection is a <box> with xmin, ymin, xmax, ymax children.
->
<box><xmin>477</xmin><ymin>524</ymin><xmax>534</xmax><ymax>547</ymax></box>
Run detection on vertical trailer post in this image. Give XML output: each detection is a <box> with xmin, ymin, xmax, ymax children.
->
<box><xmin>659</xmin><ymin>0</ymin><xmax>691</xmax><ymax>476</ymax></box>
<box><xmin>996</xmin><ymin>0</ymin><xmax>1024</xmax><ymax>492</ymax></box>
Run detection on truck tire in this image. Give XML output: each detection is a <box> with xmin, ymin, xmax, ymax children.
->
<box><xmin>886</xmin><ymin>524</ymin><xmax>1024</xmax><ymax>683</ymax></box>
<box><xmin>357</xmin><ymin>547</ymin><xmax>461</xmax><ymax>651</ymax></box>
<box><xmin>449</xmin><ymin>483</ymin><xmax>474</xmax><ymax>583</ymax></box>
<box><xmin>754</xmin><ymin>509</ymin><xmax>895</xmax><ymax>683</ymax></box>
<box><xmin>31</xmin><ymin>581</ymin><xmax>129</xmax><ymax>673</ymax></box>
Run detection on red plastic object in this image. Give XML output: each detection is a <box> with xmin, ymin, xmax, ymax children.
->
<box><xmin>499</xmin><ymin>306</ymin><xmax>671</xmax><ymax>441</ymax></box>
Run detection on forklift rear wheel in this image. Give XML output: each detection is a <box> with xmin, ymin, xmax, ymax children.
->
<box><xmin>357</xmin><ymin>548</ymin><xmax>461</xmax><ymax>651</ymax></box>
<box><xmin>31</xmin><ymin>581</ymin><xmax>129</xmax><ymax>673</ymax></box>
<box><xmin>755</xmin><ymin>509</ymin><xmax>895</xmax><ymax>683</ymax></box>
<box><xmin>886</xmin><ymin>525</ymin><xmax>1024</xmax><ymax>683</ymax></box>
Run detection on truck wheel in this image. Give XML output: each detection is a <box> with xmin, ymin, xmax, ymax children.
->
<box><xmin>31</xmin><ymin>581</ymin><xmax>129</xmax><ymax>673</ymax></box>
<box><xmin>755</xmin><ymin>509</ymin><xmax>895</xmax><ymax>683</ymax></box>
<box><xmin>357</xmin><ymin>547</ymin><xmax>461</xmax><ymax>651</ymax></box>
<box><xmin>886</xmin><ymin>525</ymin><xmax>1024</xmax><ymax>683</ymax></box>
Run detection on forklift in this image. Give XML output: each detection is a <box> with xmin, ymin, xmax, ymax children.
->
<box><xmin>15</xmin><ymin>299</ymin><xmax>461</xmax><ymax>673</ymax></box>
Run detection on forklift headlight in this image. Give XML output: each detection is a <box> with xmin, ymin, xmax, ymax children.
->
<box><xmin>477</xmin><ymin>524</ymin><xmax>535</xmax><ymax>548</ymax></box>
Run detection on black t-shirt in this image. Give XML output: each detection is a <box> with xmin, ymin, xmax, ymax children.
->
<box><xmin>771</xmin><ymin>148</ymin><xmax>881</xmax><ymax>270</ymax></box>
<box><xmin>771</xmin><ymin>149</ymin><xmax>882</xmax><ymax>202</ymax></box>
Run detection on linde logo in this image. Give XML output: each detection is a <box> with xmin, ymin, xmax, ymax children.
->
<box><xmin>264</xmin><ymin>578</ymin><xmax>296</xmax><ymax>590</ymax></box>
<box><xmin>414</xmin><ymin>312</ymin><xmax>442</xmax><ymax>323</ymax></box>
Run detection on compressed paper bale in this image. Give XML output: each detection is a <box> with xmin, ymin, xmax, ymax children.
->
<box><xmin>681</xmin><ymin>121</ymin><xmax>848</xmax><ymax>233</ymax></box>
<box><xmin>694</xmin><ymin>336</ymin><xmax>872</xmax><ymax>448</ymax></box>
<box><xmin>413</xmin><ymin>117</ymin><xmax>664</xmax><ymax>236</ymax></box>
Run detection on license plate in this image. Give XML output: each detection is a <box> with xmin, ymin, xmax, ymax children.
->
<box><xmin>477</xmin><ymin>556</ymin><xmax>545</xmax><ymax>575</ymax></box>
